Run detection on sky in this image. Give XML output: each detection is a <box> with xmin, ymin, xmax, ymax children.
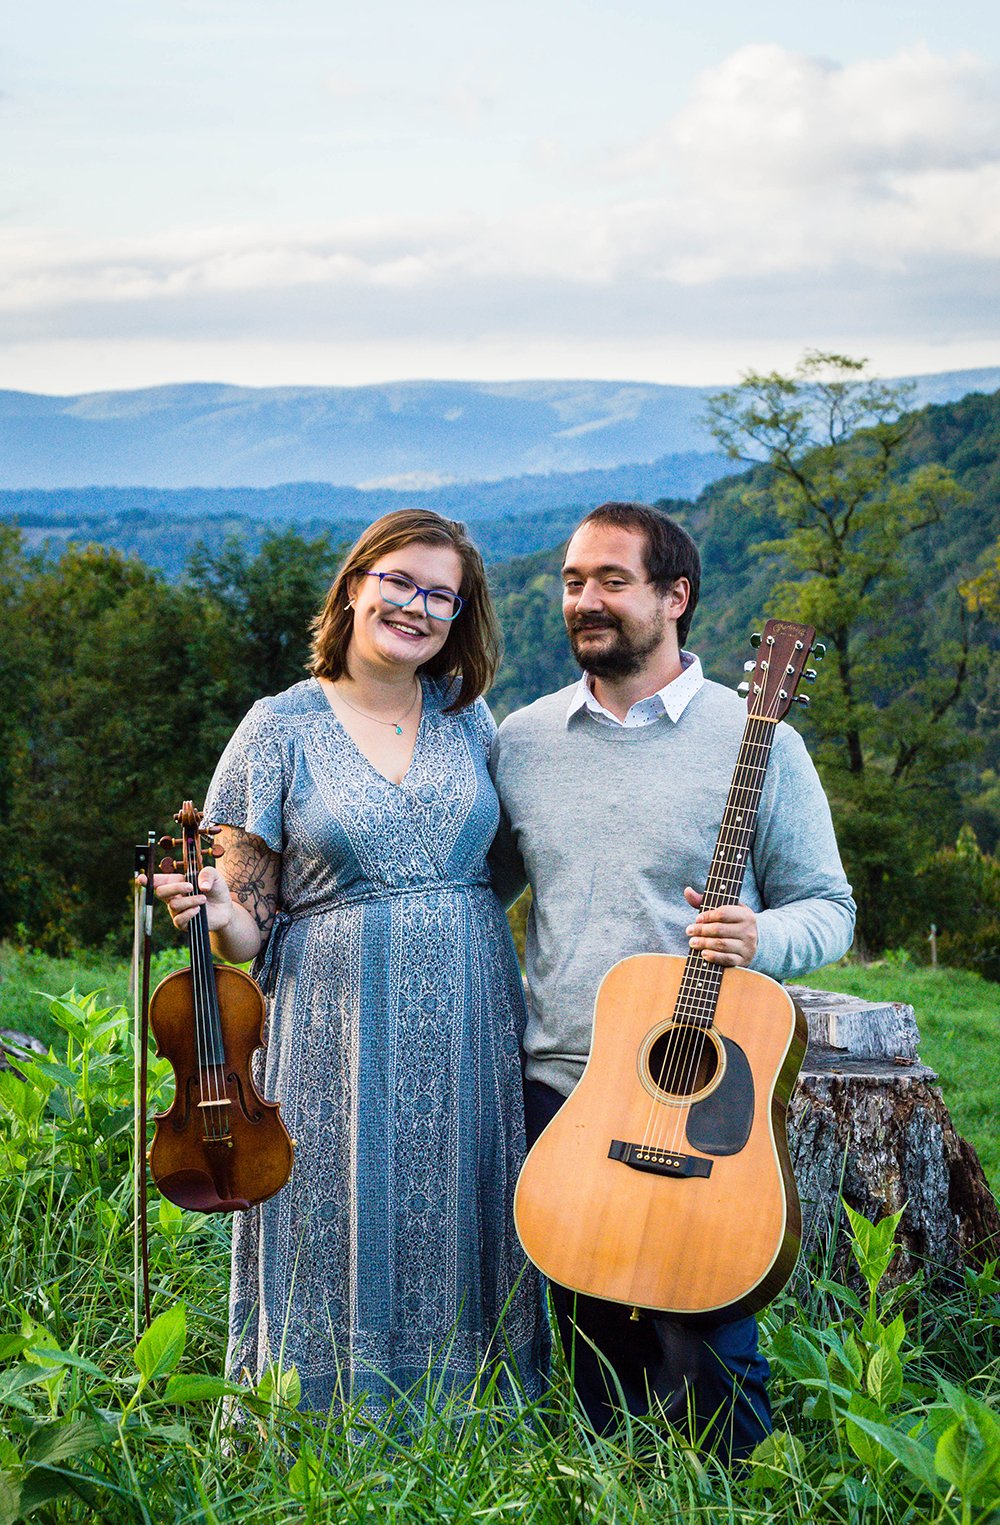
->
<box><xmin>3</xmin><ymin>0</ymin><xmax>1000</xmax><ymax>394</ymax></box>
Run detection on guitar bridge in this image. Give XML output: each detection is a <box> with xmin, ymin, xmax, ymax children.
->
<box><xmin>608</xmin><ymin>1140</ymin><xmax>713</xmax><ymax>1179</ymax></box>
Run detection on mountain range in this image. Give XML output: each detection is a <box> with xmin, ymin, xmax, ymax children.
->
<box><xmin>3</xmin><ymin>370</ymin><xmax>1000</xmax><ymax>490</ymax></box>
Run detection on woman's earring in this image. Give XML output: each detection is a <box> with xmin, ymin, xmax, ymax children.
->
<box><xmin>344</xmin><ymin>600</ymin><xmax>355</xmax><ymax>610</ymax></box>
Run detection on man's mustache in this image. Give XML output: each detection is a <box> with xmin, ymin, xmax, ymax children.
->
<box><xmin>571</xmin><ymin>616</ymin><xmax>620</xmax><ymax>633</ymax></box>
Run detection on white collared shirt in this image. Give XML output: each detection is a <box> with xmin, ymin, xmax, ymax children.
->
<box><xmin>566</xmin><ymin>651</ymin><xmax>705</xmax><ymax>728</ymax></box>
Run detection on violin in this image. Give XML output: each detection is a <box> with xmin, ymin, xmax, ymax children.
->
<box><xmin>149</xmin><ymin>801</ymin><xmax>294</xmax><ymax>1213</ymax></box>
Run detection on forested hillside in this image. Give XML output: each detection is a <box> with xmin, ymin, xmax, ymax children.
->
<box><xmin>1</xmin><ymin>378</ymin><xmax>999</xmax><ymax>969</ymax></box>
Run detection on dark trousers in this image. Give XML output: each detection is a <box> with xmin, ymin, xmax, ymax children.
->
<box><xmin>524</xmin><ymin>1077</ymin><xmax>772</xmax><ymax>1464</ymax></box>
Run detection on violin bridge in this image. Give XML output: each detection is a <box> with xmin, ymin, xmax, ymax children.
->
<box><xmin>198</xmin><ymin>1098</ymin><xmax>232</xmax><ymax>1109</ymax></box>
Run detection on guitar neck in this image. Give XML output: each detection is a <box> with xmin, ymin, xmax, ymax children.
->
<box><xmin>675</xmin><ymin>712</ymin><xmax>779</xmax><ymax>1028</ymax></box>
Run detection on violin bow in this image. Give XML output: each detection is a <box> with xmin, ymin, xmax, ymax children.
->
<box><xmin>132</xmin><ymin>832</ymin><xmax>156</xmax><ymax>1336</ymax></box>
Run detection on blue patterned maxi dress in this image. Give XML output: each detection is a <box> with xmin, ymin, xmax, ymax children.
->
<box><xmin>202</xmin><ymin>677</ymin><xmax>547</xmax><ymax>1412</ymax></box>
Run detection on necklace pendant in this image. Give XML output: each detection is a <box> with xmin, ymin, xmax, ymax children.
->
<box><xmin>395</xmin><ymin>724</ymin><xmax>403</xmax><ymax>735</ymax></box>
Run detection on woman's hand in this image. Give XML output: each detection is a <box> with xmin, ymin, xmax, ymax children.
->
<box><xmin>153</xmin><ymin>866</ymin><xmax>235</xmax><ymax>934</ymax></box>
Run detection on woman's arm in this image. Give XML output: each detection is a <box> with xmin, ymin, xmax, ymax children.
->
<box><xmin>154</xmin><ymin>824</ymin><xmax>281</xmax><ymax>965</ymax></box>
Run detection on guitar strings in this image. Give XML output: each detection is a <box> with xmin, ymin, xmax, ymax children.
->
<box><xmin>662</xmin><ymin>701</ymin><xmax>781</xmax><ymax>1159</ymax></box>
<box><xmin>647</xmin><ymin>715</ymin><xmax>771</xmax><ymax>1159</ymax></box>
<box><xmin>651</xmin><ymin>708</ymin><xmax>775</xmax><ymax>1161</ymax></box>
<box><xmin>643</xmin><ymin>670</ymin><xmax>786</xmax><ymax>1161</ymax></box>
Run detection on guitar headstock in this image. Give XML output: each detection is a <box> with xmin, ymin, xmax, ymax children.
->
<box><xmin>737</xmin><ymin>620</ymin><xmax>824</xmax><ymax>722</ymax></box>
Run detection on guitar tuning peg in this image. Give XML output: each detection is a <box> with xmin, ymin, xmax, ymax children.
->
<box><xmin>743</xmin><ymin>660</ymin><xmax>757</xmax><ymax>673</ymax></box>
<box><xmin>749</xmin><ymin>632</ymin><xmax>762</xmax><ymax>648</ymax></box>
<box><xmin>802</xmin><ymin>668</ymin><xmax>817</xmax><ymax>682</ymax></box>
<box><xmin>810</xmin><ymin>642</ymin><xmax>826</xmax><ymax>661</ymax></box>
<box><xmin>737</xmin><ymin>681</ymin><xmax>750</xmax><ymax>696</ymax></box>
<box><xmin>792</xmin><ymin>694</ymin><xmax>810</xmax><ymax>707</ymax></box>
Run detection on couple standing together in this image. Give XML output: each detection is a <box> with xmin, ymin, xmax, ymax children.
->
<box><xmin>158</xmin><ymin>500</ymin><xmax>854</xmax><ymax>1462</ymax></box>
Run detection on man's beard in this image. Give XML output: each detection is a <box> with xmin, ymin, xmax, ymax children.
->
<box><xmin>568</xmin><ymin>611</ymin><xmax>665</xmax><ymax>679</ymax></box>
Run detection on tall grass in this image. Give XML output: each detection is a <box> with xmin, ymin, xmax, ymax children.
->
<box><xmin>0</xmin><ymin>986</ymin><xmax>998</xmax><ymax>1523</ymax></box>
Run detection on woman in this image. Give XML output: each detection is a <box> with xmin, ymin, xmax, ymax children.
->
<box><xmin>156</xmin><ymin>508</ymin><xmax>546</xmax><ymax>1414</ymax></box>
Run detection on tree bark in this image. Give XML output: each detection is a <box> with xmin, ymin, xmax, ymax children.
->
<box><xmin>787</xmin><ymin>986</ymin><xmax>999</xmax><ymax>1284</ymax></box>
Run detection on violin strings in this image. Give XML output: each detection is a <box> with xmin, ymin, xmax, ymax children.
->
<box><xmin>186</xmin><ymin>828</ymin><xmax>225</xmax><ymax>1141</ymax></box>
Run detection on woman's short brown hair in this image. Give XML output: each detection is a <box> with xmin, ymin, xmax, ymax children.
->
<box><xmin>309</xmin><ymin>509</ymin><xmax>501</xmax><ymax>711</ymax></box>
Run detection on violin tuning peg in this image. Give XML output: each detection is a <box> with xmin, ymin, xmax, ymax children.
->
<box><xmin>749</xmin><ymin>632</ymin><xmax>762</xmax><ymax>648</ymax></box>
<box><xmin>210</xmin><ymin>844</ymin><xmax>224</xmax><ymax>859</ymax></box>
<box><xmin>158</xmin><ymin>835</ymin><xmax>175</xmax><ymax>850</ymax></box>
<box><xmin>159</xmin><ymin>856</ymin><xmax>177</xmax><ymax>873</ymax></box>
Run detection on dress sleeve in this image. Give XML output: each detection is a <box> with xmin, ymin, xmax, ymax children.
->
<box><xmin>202</xmin><ymin>701</ymin><xmax>287</xmax><ymax>853</ymax></box>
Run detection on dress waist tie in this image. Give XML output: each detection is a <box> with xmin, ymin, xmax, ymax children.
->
<box><xmin>251</xmin><ymin>879</ymin><xmax>491</xmax><ymax>996</ymax></box>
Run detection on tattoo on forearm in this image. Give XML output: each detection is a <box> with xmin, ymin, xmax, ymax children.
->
<box><xmin>219</xmin><ymin>826</ymin><xmax>281</xmax><ymax>938</ymax></box>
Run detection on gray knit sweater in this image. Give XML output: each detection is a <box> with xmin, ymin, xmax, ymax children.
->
<box><xmin>490</xmin><ymin>677</ymin><xmax>856</xmax><ymax>1097</ymax></box>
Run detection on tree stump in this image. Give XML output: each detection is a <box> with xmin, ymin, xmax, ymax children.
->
<box><xmin>787</xmin><ymin>985</ymin><xmax>999</xmax><ymax>1285</ymax></box>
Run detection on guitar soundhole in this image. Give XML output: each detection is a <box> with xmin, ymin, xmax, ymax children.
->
<box><xmin>642</xmin><ymin>1023</ymin><xmax>724</xmax><ymax>1104</ymax></box>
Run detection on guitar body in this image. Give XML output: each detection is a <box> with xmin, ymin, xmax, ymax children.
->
<box><xmin>515</xmin><ymin>953</ymin><xmax>807</xmax><ymax>1318</ymax></box>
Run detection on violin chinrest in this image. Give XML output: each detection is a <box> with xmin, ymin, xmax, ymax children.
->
<box><xmin>156</xmin><ymin>1168</ymin><xmax>250</xmax><ymax>1215</ymax></box>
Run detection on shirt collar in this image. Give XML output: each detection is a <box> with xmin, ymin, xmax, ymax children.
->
<box><xmin>566</xmin><ymin>651</ymin><xmax>704</xmax><ymax>727</ymax></box>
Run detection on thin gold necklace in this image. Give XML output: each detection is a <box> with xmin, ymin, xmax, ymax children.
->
<box><xmin>334</xmin><ymin>680</ymin><xmax>420</xmax><ymax>736</ymax></box>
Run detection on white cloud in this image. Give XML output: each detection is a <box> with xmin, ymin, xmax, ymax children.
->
<box><xmin>2</xmin><ymin>43</ymin><xmax>999</xmax><ymax>382</ymax></box>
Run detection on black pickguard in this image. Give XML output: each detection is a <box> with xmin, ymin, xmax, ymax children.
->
<box><xmin>685</xmin><ymin>1036</ymin><xmax>754</xmax><ymax>1155</ymax></box>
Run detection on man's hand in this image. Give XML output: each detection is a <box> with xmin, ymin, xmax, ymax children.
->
<box><xmin>683</xmin><ymin>887</ymin><xmax>758</xmax><ymax>967</ymax></box>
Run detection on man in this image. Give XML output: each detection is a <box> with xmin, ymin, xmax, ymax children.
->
<box><xmin>490</xmin><ymin>501</ymin><xmax>855</xmax><ymax>1462</ymax></box>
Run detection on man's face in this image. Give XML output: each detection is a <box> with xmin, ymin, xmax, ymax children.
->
<box><xmin>561</xmin><ymin>522</ymin><xmax>685</xmax><ymax>680</ymax></box>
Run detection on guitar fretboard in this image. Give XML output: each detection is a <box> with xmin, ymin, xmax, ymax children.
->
<box><xmin>675</xmin><ymin>714</ymin><xmax>779</xmax><ymax>1029</ymax></box>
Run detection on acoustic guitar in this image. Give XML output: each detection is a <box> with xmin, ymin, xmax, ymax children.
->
<box><xmin>514</xmin><ymin>620</ymin><xmax>823</xmax><ymax>1319</ymax></box>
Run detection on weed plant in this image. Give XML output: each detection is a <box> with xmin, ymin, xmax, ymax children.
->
<box><xmin>0</xmin><ymin>988</ymin><xmax>997</xmax><ymax>1523</ymax></box>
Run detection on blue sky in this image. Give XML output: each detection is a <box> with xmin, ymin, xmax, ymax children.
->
<box><xmin>3</xmin><ymin>0</ymin><xmax>1000</xmax><ymax>392</ymax></box>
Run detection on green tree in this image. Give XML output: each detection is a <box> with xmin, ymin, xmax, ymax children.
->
<box><xmin>707</xmin><ymin>352</ymin><xmax>982</xmax><ymax>951</ymax></box>
<box><xmin>184</xmin><ymin>527</ymin><xmax>343</xmax><ymax>749</ymax></box>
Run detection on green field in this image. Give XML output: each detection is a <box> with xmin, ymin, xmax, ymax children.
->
<box><xmin>3</xmin><ymin>943</ymin><xmax>996</xmax><ymax>1190</ymax></box>
<box><xmin>0</xmin><ymin>948</ymin><xmax>998</xmax><ymax>1521</ymax></box>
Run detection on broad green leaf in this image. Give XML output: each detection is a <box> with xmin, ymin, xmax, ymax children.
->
<box><xmin>747</xmin><ymin>1429</ymin><xmax>806</xmax><ymax>1493</ymax></box>
<box><xmin>768</xmin><ymin>1326</ymin><xmax>834</xmax><ymax>1387</ymax></box>
<box><xmin>288</xmin><ymin>1441</ymin><xmax>322</xmax><ymax>1498</ymax></box>
<box><xmin>0</xmin><ymin>1335</ymin><xmax>26</xmax><ymax>1364</ymax></box>
<box><xmin>134</xmin><ymin>1303</ymin><xmax>186</xmax><ymax>1383</ymax></box>
<box><xmin>935</xmin><ymin>1408</ymin><xmax>1000</xmax><ymax>1499</ymax></box>
<box><xmin>878</xmin><ymin>1313</ymin><xmax>907</xmax><ymax>1358</ymax></box>
<box><xmin>18</xmin><ymin>1464</ymin><xmax>97</xmax><ymax>1516</ymax></box>
<box><xmin>0</xmin><ymin>1474</ymin><xmax>20</xmax><ymax>1525</ymax></box>
<box><xmin>845</xmin><ymin>1393</ymin><xmax>890</xmax><ymax>1472</ymax></box>
<box><xmin>164</xmin><ymin>1374</ymin><xmax>241</xmax><ymax>1403</ymax></box>
<box><xmin>811</xmin><ymin>1276</ymin><xmax>863</xmax><ymax>1314</ymax></box>
<box><xmin>844</xmin><ymin>1200</ymin><xmax>903</xmax><ymax>1295</ymax></box>
<box><xmin>844</xmin><ymin>1408</ymin><xmax>942</xmax><ymax>1495</ymax></box>
<box><xmin>26</xmin><ymin>1416</ymin><xmax>110</xmax><ymax>1467</ymax></box>
<box><xmin>24</xmin><ymin>1348</ymin><xmax>105</xmax><ymax>1381</ymax></box>
<box><xmin>256</xmin><ymin>1363</ymin><xmax>301</xmax><ymax>1409</ymax></box>
<box><xmin>866</xmin><ymin>1346</ymin><xmax>904</xmax><ymax>1407</ymax></box>
<box><xmin>158</xmin><ymin>1197</ymin><xmax>184</xmax><ymax>1240</ymax></box>
<box><xmin>827</xmin><ymin>1330</ymin><xmax>864</xmax><ymax>1391</ymax></box>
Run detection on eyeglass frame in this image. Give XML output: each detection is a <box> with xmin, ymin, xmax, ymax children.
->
<box><xmin>363</xmin><ymin>570</ymin><xmax>465</xmax><ymax>621</ymax></box>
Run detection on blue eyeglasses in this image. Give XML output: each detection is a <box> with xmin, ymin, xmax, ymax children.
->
<box><xmin>365</xmin><ymin>571</ymin><xmax>464</xmax><ymax>621</ymax></box>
